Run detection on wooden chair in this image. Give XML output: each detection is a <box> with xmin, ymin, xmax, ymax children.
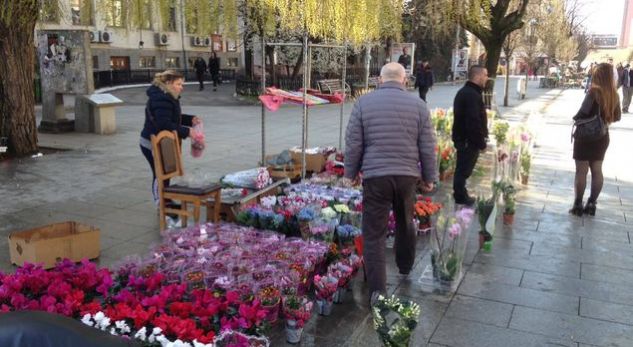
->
<box><xmin>150</xmin><ymin>130</ymin><xmax>222</xmax><ymax>230</ymax></box>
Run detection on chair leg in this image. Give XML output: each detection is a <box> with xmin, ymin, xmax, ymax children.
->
<box><xmin>213</xmin><ymin>190</ymin><xmax>221</xmax><ymax>223</ymax></box>
<box><xmin>182</xmin><ymin>201</ymin><xmax>188</xmax><ymax>227</ymax></box>
<box><xmin>193</xmin><ymin>200</ymin><xmax>201</xmax><ymax>224</ymax></box>
<box><xmin>159</xmin><ymin>198</ymin><xmax>166</xmax><ymax>231</ymax></box>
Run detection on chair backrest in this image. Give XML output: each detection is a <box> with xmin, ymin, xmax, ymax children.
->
<box><xmin>151</xmin><ymin>130</ymin><xmax>183</xmax><ymax>182</ymax></box>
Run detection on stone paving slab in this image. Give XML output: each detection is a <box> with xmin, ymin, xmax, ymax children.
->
<box><xmin>444</xmin><ymin>295</ymin><xmax>514</xmax><ymax>328</ymax></box>
<box><xmin>579</xmin><ymin>297</ymin><xmax>633</xmax><ymax>326</ymax></box>
<box><xmin>431</xmin><ymin>316</ymin><xmax>573</xmax><ymax>347</ymax></box>
<box><xmin>520</xmin><ymin>271</ymin><xmax>633</xmax><ymax>306</ymax></box>
<box><xmin>509</xmin><ymin>305</ymin><xmax>633</xmax><ymax>346</ymax></box>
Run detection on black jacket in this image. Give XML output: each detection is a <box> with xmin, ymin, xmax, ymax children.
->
<box><xmin>416</xmin><ymin>69</ymin><xmax>434</xmax><ymax>88</ymax></box>
<box><xmin>208</xmin><ymin>57</ymin><xmax>220</xmax><ymax>74</ymax></box>
<box><xmin>194</xmin><ymin>58</ymin><xmax>207</xmax><ymax>74</ymax></box>
<box><xmin>452</xmin><ymin>81</ymin><xmax>488</xmax><ymax>150</ymax></box>
<box><xmin>140</xmin><ymin>84</ymin><xmax>194</xmax><ymax>141</ymax></box>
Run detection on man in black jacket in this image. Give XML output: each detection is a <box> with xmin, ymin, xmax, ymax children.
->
<box><xmin>451</xmin><ymin>65</ymin><xmax>489</xmax><ymax>205</ymax></box>
<box><xmin>208</xmin><ymin>52</ymin><xmax>220</xmax><ymax>91</ymax></box>
<box><xmin>193</xmin><ymin>56</ymin><xmax>207</xmax><ymax>91</ymax></box>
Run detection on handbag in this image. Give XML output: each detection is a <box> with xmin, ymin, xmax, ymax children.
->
<box><xmin>571</xmin><ymin>107</ymin><xmax>607</xmax><ymax>142</ymax></box>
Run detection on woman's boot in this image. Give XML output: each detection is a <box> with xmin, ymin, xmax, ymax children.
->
<box><xmin>583</xmin><ymin>199</ymin><xmax>596</xmax><ymax>216</ymax></box>
<box><xmin>569</xmin><ymin>198</ymin><xmax>583</xmax><ymax>217</ymax></box>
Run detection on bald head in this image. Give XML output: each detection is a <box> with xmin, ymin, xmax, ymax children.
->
<box><xmin>380</xmin><ymin>62</ymin><xmax>406</xmax><ymax>83</ymax></box>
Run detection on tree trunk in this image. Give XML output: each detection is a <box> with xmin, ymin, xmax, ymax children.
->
<box><xmin>0</xmin><ymin>2</ymin><xmax>39</xmax><ymax>156</ymax></box>
<box><xmin>291</xmin><ymin>46</ymin><xmax>304</xmax><ymax>79</ymax></box>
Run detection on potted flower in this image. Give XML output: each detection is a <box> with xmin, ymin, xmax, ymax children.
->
<box><xmin>336</xmin><ymin>224</ymin><xmax>361</xmax><ymax>249</ymax></box>
<box><xmin>257</xmin><ymin>285</ymin><xmax>281</xmax><ymax>324</ymax></box>
<box><xmin>414</xmin><ymin>197</ymin><xmax>442</xmax><ymax>231</ymax></box>
<box><xmin>328</xmin><ymin>262</ymin><xmax>354</xmax><ymax>304</ymax></box>
<box><xmin>282</xmin><ymin>295</ymin><xmax>313</xmax><ymax>344</ymax></box>
<box><xmin>501</xmin><ymin>182</ymin><xmax>517</xmax><ymax>226</ymax></box>
<box><xmin>476</xmin><ymin>195</ymin><xmax>496</xmax><ymax>251</ymax></box>
<box><xmin>430</xmin><ymin>207</ymin><xmax>474</xmax><ymax>286</ymax></box>
<box><xmin>492</xmin><ymin>121</ymin><xmax>510</xmax><ymax>145</ymax></box>
<box><xmin>520</xmin><ymin>148</ymin><xmax>531</xmax><ymax>185</ymax></box>
<box><xmin>437</xmin><ymin>139</ymin><xmax>456</xmax><ymax>181</ymax></box>
<box><xmin>297</xmin><ymin>206</ymin><xmax>317</xmax><ymax>240</ymax></box>
<box><xmin>313</xmin><ymin>274</ymin><xmax>338</xmax><ymax>316</ymax></box>
<box><xmin>372</xmin><ymin>295</ymin><xmax>421</xmax><ymax>347</ymax></box>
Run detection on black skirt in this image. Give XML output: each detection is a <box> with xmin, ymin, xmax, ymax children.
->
<box><xmin>573</xmin><ymin>132</ymin><xmax>610</xmax><ymax>161</ymax></box>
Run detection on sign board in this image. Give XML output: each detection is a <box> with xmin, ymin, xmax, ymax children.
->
<box><xmin>87</xmin><ymin>93</ymin><xmax>123</xmax><ymax>106</ymax></box>
<box><xmin>591</xmin><ymin>35</ymin><xmax>618</xmax><ymax>48</ymax></box>
<box><xmin>390</xmin><ymin>43</ymin><xmax>415</xmax><ymax>75</ymax></box>
<box><xmin>212</xmin><ymin>34</ymin><xmax>223</xmax><ymax>52</ymax></box>
<box><xmin>452</xmin><ymin>48</ymin><xmax>469</xmax><ymax>81</ymax></box>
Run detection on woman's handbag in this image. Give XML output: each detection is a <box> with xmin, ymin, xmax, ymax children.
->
<box><xmin>571</xmin><ymin>108</ymin><xmax>607</xmax><ymax>142</ymax></box>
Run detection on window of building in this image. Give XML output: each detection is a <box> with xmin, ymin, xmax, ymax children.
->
<box><xmin>92</xmin><ymin>56</ymin><xmax>99</xmax><ymax>70</ymax></box>
<box><xmin>40</xmin><ymin>0</ymin><xmax>59</xmax><ymax>23</ymax></box>
<box><xmin>110</xmin><ymin>56</ymin><xmax>130</xmax><ymax>70</ymax></box>
<box><xmin>165</xmin><ymin>57</ymin><xmax>180</xmax><ymax>68</ymax></box>
<box><xmin>139</xmin><ymin>56</ymin><xmax>156</xmax><ymax>68</ymax></box>
<box><xmin>105</xmin><ymin>0</ymin><xmax>125</xmax><ymax>27</ymax></box>
<box><xmin>227</xmin><ymin>57</ymin><xmax>238</xmax><ymax>68</ymax></box>
<box><xmin>71</xmin><ymin>0</ymin><xmax>94</xmax><ymax>26</ymax></box>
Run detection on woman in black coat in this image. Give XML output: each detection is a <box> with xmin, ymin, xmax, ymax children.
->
<box><xmin>139</xmin><ymin>70</ymin><xmax>201</xmax><ymax>205</ymax></box>
<box><xmin>570</xmin><ymin>63</ymin><xmax>621</xmax><ymax>216</ymax></box>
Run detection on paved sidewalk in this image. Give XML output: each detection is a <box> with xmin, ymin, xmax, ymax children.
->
<box><xmin>4</xmin><ymin>81</ymin><xmax>631</xmax><ymax>346</ymax></box>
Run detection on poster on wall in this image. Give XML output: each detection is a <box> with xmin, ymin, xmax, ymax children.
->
<box><xmin>212</xmin><ymin>34</ymin><xmax>223</xmax><ymax>52</ymax></box>
<box><xmin>38</xmin><ymin>30</ymin><xmax>91</xmax><ymax>94</ymax></box>
<box><xmin>226</xmin><ymin>38</ymin><xmax>237</xmax><ymax>52</ymax></box>
<box><xmin>390</xmin><ymin>43</ymin><xmax>415</xmax><ymax>75</ymax></box>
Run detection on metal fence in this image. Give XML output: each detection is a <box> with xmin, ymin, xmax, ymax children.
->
<box><xmin>92</xmin><ymin>69</ymin><xmax>236</xmax><ymax>89</ymax></box>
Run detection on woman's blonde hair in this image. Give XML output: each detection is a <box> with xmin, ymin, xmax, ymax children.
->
<box><xmin>153</xmin><ymin>69</ymin><xmax>184</xmax><ymax>85</ymax></box>
<box><xmin>590</xmin><ymin>63</ymin><xmax>621</xmax><ymax>124</ymax></box>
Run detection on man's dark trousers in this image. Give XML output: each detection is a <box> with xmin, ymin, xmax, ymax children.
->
<box><xmin>453</xmin><ymin>143</ymin><xmax>480</xmax><ymax>201</ymax></box>
<box><xmin>362</xmin><ymin>175</ymin><xmax>417</xmax><ymax>296</ymax></box>
<box><xmin>418</xmin><ymin>86</ymin><xmax>429</xmax><ymax>102</ymax></box>
<box><xmin>196</xmin><ymin>72</ymin><xmax>205</xmax><ymax>90</ymax></box>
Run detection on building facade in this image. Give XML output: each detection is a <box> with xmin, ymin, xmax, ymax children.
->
<box><xmin>621</xmin><ymin>0</ymin><xmax>633</xmax><ymax>47</ymax></box>
<box><xmin>37</xmin><ymin>0</ymin><xmax>242</xmax><ymax>74</ymax></box>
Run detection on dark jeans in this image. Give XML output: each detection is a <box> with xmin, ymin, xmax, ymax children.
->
<box><xmin>140</xmin><ymin>145</ymin><xmax>170</xmax><ymax>203</ymax></box>
<box><xmin>196</xmin><ymin>72</ymin><xmax>205</xmax><ymax>90</ymax></box>
<box><xmin>362</xmin><ymin>176</ymin><xmax>417</xmax><ymax>295</ymax></box>
<box><xmin>418</xmin><ymin>86</ymin><xmax>429</xmax><ymax>102</ymax></box>
<box><xmin>211</xmin><ymin>73</ymin><xmax>219</xmax><ymax>88</ymax></box>
<box><xmin>453</xmin><ymin>143</ymin><xmax>480</xmax><ymax>201</ymax></box>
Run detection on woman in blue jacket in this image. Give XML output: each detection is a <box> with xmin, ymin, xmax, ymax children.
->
<box><xmin>139</xmin><ymin>70</ymin><xmax>201</xmax><ymax>205</ymax></box>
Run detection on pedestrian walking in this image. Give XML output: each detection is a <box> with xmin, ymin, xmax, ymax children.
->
<box><xmin>415</xmin><ymin>62</ymin><xmax>434</xmax><ymax>102</ymax></box>
<box><xmin>139</xmin><ymin>70</ymin><xmax>202</xmax><ymax>219</ymax></box>
<box><xmin>344</xmin><ymin>62</ymin><xmax>437</xmax><ymax>305</ymax></box>
<box><xmin>569</xmin><ymin>63</ymin><xmax>621</xmax><ymax>217</ymax></box>
<box><xmin>208</xmin><ymin>52</ymin><xmax>220</xmax><ymax>91</ymax></box>
<box><xmin>451</xmin><ymin>65</ymin><xmax>489</xmax><ymax>206</ymax></box>
<box><xmin>194</xmin><ymin>56</ymin><xmax>207</xmax><ymax>91</ymax></box>
<box><xmin>621</xmin><ymin>64</ymin><xmax>633</xmax><ymax>113</ymax></box>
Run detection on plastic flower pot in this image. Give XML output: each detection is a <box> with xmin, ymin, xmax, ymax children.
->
<box><xmin>316</xmin><ymin>299</ymin><xmax>333</xmax><ymax>316</ymax></box>
<box><xmin>285</xmin><ymin>319</ymin><xmax>303</xmax><ymax>344</ymax></box>
<box><xmin>503</xmin><ymin>213</ymin><xmax>514</xmax><ymax>226</ymax></box>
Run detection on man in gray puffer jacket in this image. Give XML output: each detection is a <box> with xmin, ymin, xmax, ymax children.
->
<box><xmin>344</xmin><ymin>62</ymin><xmax>437</xmax><ymax>304</ymax></box>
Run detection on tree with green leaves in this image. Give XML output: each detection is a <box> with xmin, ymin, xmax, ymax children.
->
<box><xmin>424</xmin><ymin>0</ymin><xmax>531</xmax><ymax>89</ymax></box>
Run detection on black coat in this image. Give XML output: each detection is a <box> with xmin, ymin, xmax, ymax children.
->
<box><xmin>140</xmin><ymin>84</ymin><xmax>194</xmax><ymax>141</ymax></box>
<box><xmin>194</xmin><ymin>58</ymin><xmax>207</xmax><ymax>74</ymax></box>
<box><xmin>208</xmin><ymin>57</ymin><xmax>220</xmax><ymax>75</ymax></box>
<box><xmin>416</xmin><ymin>69</ymin><xmax>434</xmax><ymax>88</ymax></box>
<box><xmin>452</xmin><ymin>81</ymin><xmax>488</xmax><ymax>150</ymax></box>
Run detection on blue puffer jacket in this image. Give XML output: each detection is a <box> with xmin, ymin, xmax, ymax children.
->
<box><xmin>344</xmin><ymin>81</ymin><xmax>438</xmax><ymax>183</ymax></box>
<box><xmin>140</xmin><ymin>83</ymin><xmax>193</xmax><ymax>142</ymax></box>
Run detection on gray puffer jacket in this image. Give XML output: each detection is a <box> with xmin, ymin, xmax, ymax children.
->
<box><xmin>344</xmin><ymin>81</ymin><xmax>437</xmax><ymax>182</ymax></box>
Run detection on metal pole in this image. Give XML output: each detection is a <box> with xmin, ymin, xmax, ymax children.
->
<box><xmin>453</xmin><ymin>25</ymin><xmax>460</xmax><ymax>83</ymax></box>
<box><xmin>261</xmin><ymin>36</ymin><xmax>266</xmax><ymax>165</ymax></box>
<box><xmin>301</xmin><ymin>32</ymin><xmax>309</xmax><ymax>179</ymax></box>
<box><xmin>339</xmin><ymin>44</ymin><xmax>347</xmax><ymax>150</ymax></box>
<box><xmin>179</xmin><ymin>0</ymin><xmax>188</xmax><ymax>73</ymax></box>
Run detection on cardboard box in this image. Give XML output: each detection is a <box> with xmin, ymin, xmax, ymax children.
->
<box><xmin>289</xmin><ymin>150</ymin><xmax>327</xmax><ymax>173</ymax></box>
<box><xmin>8</xmin><ymin>221</ymin><xmax>100</xmax><ymax>269</ymax></box>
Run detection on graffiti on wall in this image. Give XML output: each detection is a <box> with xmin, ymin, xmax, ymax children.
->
<box><xmin>38</xmin><ymin>30</ymin><xmax>91</xmax><ymax>95</ymax></box>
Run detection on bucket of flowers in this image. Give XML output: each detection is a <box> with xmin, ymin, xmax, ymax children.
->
<box><xmin>430</xmin><ymin>207</ymin><xmax>474</xmax><ymax>286</ymax></box>
<box><xmin>437</xmin><ymin>139</ymin><xmax>456</xmax><ymax>181</ymax></box>
<box><xmin>257</xmin><ymin>285</ymin><xmax>282</xmax><ymax>324</ymax></box>
<box><xmin>313</xmin><ymin>274</ymin><xmax>338</xmax><ymax>316</ymax></box>
<box><xmin>414</xmin><ymin>197</ymin><xmax>442</xmax><ymax>233</ymax></box>
<box><xmin>372</xmin><ymin>294</ymin><xmax>421</xmax><ymax>347</ymax></box>
<box><xmin>328</xmin><ymin>262</ymin><xmax>354</xmax><ymax>304</ymax></box>
<box><xmin>282</xmin><ymin>295</ymin><xmax>313</xmax><ymax>344</ymax></box>
<box><xmin>297</xmin><ymin>206</ymin><xmax>317</xmax><ymax>240</ymax></box>
<box><xmin>214</xmin><ymin>330</ymin><xmax>271</xmax><ymax>347</ymax></box>
<box><xmin>336</xmin><ymin>224</ymin><xmax>361</xmax><ymax>249</ymax></box>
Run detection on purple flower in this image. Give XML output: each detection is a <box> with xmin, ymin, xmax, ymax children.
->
<box><xmin>448</xmin><ymin>223</ymin><xmax>462</xmax><ymax>239</ymax></box>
